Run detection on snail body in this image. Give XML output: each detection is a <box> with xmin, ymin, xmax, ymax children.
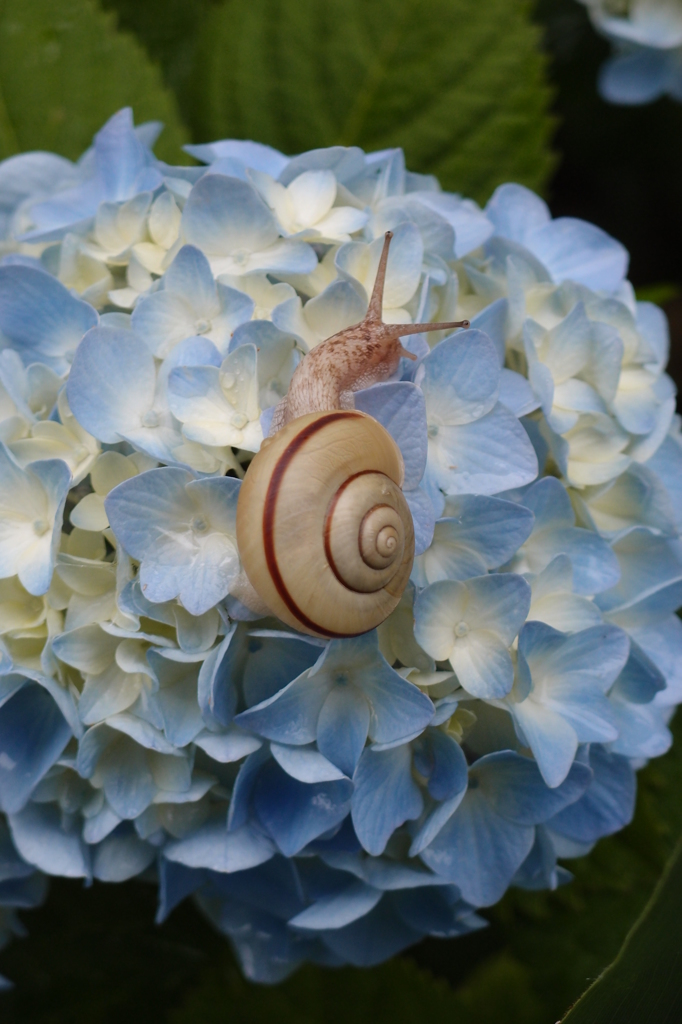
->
<box><xmin>235</xmin><ymin>230</ymin><xmax>470</xmax><ymax>637</ymax></box>
<box><xmin>236</xmin><ymin>409</ymin><xmax>414</xmax><ymax>637</ymax></box>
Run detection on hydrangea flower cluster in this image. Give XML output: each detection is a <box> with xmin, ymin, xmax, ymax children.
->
<box><xmin>0</xmin><ymin>108</ymin><xmax>679</xmax><ymax>985</ymax></box>
<box><xmin>579</xmin><ymin>0</ymin><xmax>682</xmax><ymax>104</ymax></box>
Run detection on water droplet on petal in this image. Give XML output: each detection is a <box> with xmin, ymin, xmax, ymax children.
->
<box><xmin>454</xmin><ymin>621</ymin><xmax>469</xmax><ymax>638</ymax></box>
<box><xmin>32</xmin><ymin>519</ymin><xmax>49</xmax><ymax>536</ymax></box>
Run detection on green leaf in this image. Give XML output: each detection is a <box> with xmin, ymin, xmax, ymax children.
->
<box><xmin>188</xmin><ymin>0</ymin><xmax>555</xmax><ymax>203</ymax></box>
<box><xmin>0</xmin><ymin>0</ymin><xmax>188</xmax><ymax>163</ymax></box>
<box><xmin>634</xmin><ymin>283</ymin><xmax>681</xmax><ymax>306</ymax></box>
<box><xmin>561</xmin><ymin>836</ymin><xmax>682</xmax><ymax>1023</ymax></box>
<box><xmin>100</xmin><ymin>0</ymin><xmax>215</xmax><ymax>134</ymax></box>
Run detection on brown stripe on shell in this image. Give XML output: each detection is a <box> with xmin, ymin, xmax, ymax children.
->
<box><xmin>323</xmin><ymin>473</ymin><xmax>388</xmax><ymax>593</ymax></box>
<box><xmin>262</xmin><ymin>410</ymin><xmax>368</xmax><ymax>638</ymax></box>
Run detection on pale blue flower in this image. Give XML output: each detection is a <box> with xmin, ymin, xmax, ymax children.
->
<box><xmin>105</xmin><ymin>468</ymin><xmax>241</xmax><ymax>616</ymax></box>
<box><xmin>0</xmin><ymin>266</ymin><xmax>97</xmax><ymax>373</ymax></box>
<box><xmin>181</xmin><ymin>173</ymin><xmax>317</xmax><ymax>278</ymax></box>
<box><xmin>167</xmin><ymin>343</ymin><xmax>264</xmax><ymax>451</ymax></box>
<box><xmin>507</xmin><ymin>477</ymin><xmax>621</xmax><ymax>594</ymax></box>
<box><xmin>579</xmin><ymin>0</ymin><xmax>682</xmax><ymax>105</ymax></box>
<box><xmin>235</xmin><ymin>632</ymin><xmax>434</xmax><ymax>777</ymax></box>
<box><xmin>0</xmin><ymin>680</ymin><xmax>72</xmax><ymax>814</ymax></box>
<box><xmin>411</xmin><ymin>495</ymin><xmax>534</xmax><ymax>585</ymax></box>
<box><xmin>414</xmin><ymin>573</ymin><xmax>531</xmax><ymax>699</ymax></box>
<box><xmin>507</xmin><ymin>622</ymin><xmax>628</xmax><ymax>787</ymax></box>
<box><xmin>0</xmin><ymin>445</ymin><xmax>71</xmax><ymax>595</ymax></box>
<box><xmin>419</xmin><ymin>752</ymin><xmax>591</xmax><ymax>906</ymax></box>
<box><xmin>131</xmin><ymin>244</ymin><xmax>254</xmax><ymax>358</ymax></box>
<box><xmin>417</xmin><ymin>330</ymin><xmax>538</xmax><ymax>513</ymax></box>
<box><xmin>22</xmin><ymin>109</ymin><xmax>163</xmax><ymax>243</ymax></box>
<box><xmin>485</xmin><ymin>183</ymin><xmax>629</xmax><ymax>293</ymax></box>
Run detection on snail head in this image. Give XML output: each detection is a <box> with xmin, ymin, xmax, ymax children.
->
<box><xmin>273</xmin><ymin>230</ymin><xmax>470</xmax><ymax>429</ymax></box>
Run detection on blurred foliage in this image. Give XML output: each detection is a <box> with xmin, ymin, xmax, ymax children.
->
<box><xmin>2</xmin><ymin>711</ymin><xmax>680</xmax><ymax>1023</ymax></box>
<box><xmin>563</xmin><ymin>837</ymin><xmax>682</xmax><ymax>1023</ymax></box>
<box><xmin>103</xmin><ymin>0</ymin><xmax>555</xmax><ymax>204</ymax></box>
<box><xmin>0</xmin><ymin>0</ymin><xmax>187</xmax><ymax>162</ymax></box>
<box><xmin>635</xmin><ymin>284</ymin><xmax>682</xmax><ymax>306</ymax></box>
<box><xmin>189</xmin><ymin>0</ymin><xmax>555</xmax><ymax>203</ymax></box>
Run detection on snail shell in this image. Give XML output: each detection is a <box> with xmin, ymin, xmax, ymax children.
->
<box><xmin>236</xmin><ymin>410</ymin><xmax>415</xmax><ymax>638</ymax></box>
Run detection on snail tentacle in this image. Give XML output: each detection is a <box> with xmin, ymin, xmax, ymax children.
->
<box><xmin>271</xmin><ymin>231</ymin><xmax>470</xmax><ymax>430</ymax></box>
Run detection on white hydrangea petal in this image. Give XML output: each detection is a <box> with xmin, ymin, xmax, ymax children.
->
<box><xmin>286</xmin><ymin>170</ymin><xmax>337</xmax><ymax>227</ymax></box>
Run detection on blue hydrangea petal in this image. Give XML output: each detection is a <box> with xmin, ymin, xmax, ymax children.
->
<box><xmin>393</xmin><ymin>886</ymin><xmax>484</xmax><ymax>937</ymax></box>
<box><xmin>0</xmin><ymin>683</ymin><xmax>72</xmax><ymax>814</ymax></box>
<box><xmin>424</xmin><ymin>403</ymin><xmax>539</xmax><ymax>498</ymax></box>
<box><xmin>253</xmin><ymin>759</ymin><xmax>353</xmax><ymax>856</ymax></box>
<box><xmin>92</xmin><ymin>830</ymin><xmax>156</xmax><ymax>882</ymax></box>
<box><xmin>599</xmin><ymin>48</ymin><xmax>670</xmax><ymax>105</ymax></box>
<box><xmin>242</xmin><ymin>631</ymin><xmax>324</xmax><ymax>708</ymax></box>
<box><xmin>513</xmin><ymin>825</ymin><xmax>572</xmax><ymax>892</ymax></box>
<box><xmin>0</xmin><ymin>266</ymin><xmax>98</xmax><ymax>372</ymax></box>
<box><xmin>228</xmin><ymin>320</ymin><xmax>300</xmax><ymax>409</ymax></box>
<box><xmin>548</xmin><ymin>746</ymin><xmax>635</xmax><ymax>843</ymax></box>
<box><xmin>182</xmin><ymin>171</ymin><xmax>278</xmax><ymax>254</ymax></box>
<box><xmin>106</xmin><ymin>468</ymin><xmax>241</xmax><ymax>615</ymax></box>
<box><xmin>413</xmin><ymin>495</ymin><xmax>534</xmax><ymax>586</ymax></box>
<box><xmin>184</xmin><ymin>139</ymin><xmax>287</xmax><ymax>177</ymax></box>
<box><xmin>351</xmin><ymin>745</ymin><xmax>423</xmax><ymax>856</ymax></box>
<box><xmin>476</xmin><ymin>751</ymin><xmax>592</xmax><ymax>826</ymax></box>
<box><xmin>316</xmin><ymin>686</ymin><xmax>370</xmax><ymax>777</ymax></box>
<box><xmin>162</xmin><ymin>243</ymin><xmax>218</xmax><ymax>310</ymax></box>
<box><xmin>510</xmin><ymin>690</ymin><xmax>579</xmax><ymax>789</ymax></box>
<box><xmin>420</xmin><ymin>331</ymin><xmax>500</xmax><ymax>426</ymax></box>
<box><xmin>182</xmin><ymin>174</ymin><xmax>316</xmax><ymax>276</ymax></box>
<box><xmin>194</xmin><ymin>727</ymin><xmax>261</xmax><ymax>763</ymax></box>
<box><xmin>419</xmin><ymin>788</ymin><xmax>533</xmax><ymax>906</ymax></box>
<box><xmin>525</xmin><ymin>217</ymin><xmax>628</xmax><ymax>293</ymax></box>
<box><xmin>404</xmin><ymin>486</ymin><xmax>436</xmax><ymax>555</ymax></box>
<box><xmin>165</xmin><ymin>818</ymin><xmax>275</xmax><ymax>873</ymax></box>
<box><xmin>354</xmin><ymin>382</ymin><xmax>427</xmax><ymax>489</ymax></box>
<box><xmin>270</xmin><ymin>742</ymin><xmax>347</xmax><ymax>783</ymax></box>
<box><xmin>227</xmin><ymin>747</ymin><xmax>271</xmax><ymax>832</ymax></box>
<box><xmin>0</xmin><ymin>451</ymin><xmax>71</xmax><ymax>597</ymax></box>
<box><xmin>485</xmin><ymin>184</ymin><xmax>550</xmax><ymax>247</ymax></box>
<box><xmin>67</xmin><ymin>326</ymin><xmax>156</xmax><ymax>444</ymax></box>
<box><xmin>418</xmin><ymin>728</ymin><xmax>469</xmax><ymax>802</ymax></box>
<box><xmin>319</xmin><ymin>898</ymin><xmax>422</xmax><ymax>966</ymax></box>
<box><xmin>362</xmin><ymin>671</ymin><xmax>434</xmax><ymax>746</ymax></box>
<box><xmin>197</xmin><ymin>626</ymin><xmax>239</xmax><ymax>728</ymax></box>
<box><xmin>613</xmin><ymin>640</ymin><xmax>666</xmax><ymax>703</ymax></box>
<box><xmin>235</xmin><ymin>668</ymin><xmax>331</xmax><ymax>745</ymax></box>
<box><xmin>9</xmin><ymin>803</ymin><xmax>89</xmax><ymax>878</ymax></box>
<box><xmin>290</xmin><ymin>880</ymin><xmax>383</xmax><ymax>931</ymax></box>
<box><xmin>609</xmin><ymin>691</ymin><xmax>672</xmax><ymax>759</ymax></box>
<box><xmin>147</xmin><ymin>650</ymin><xmax>205</xmax><ymax>747</ymax></box>
<box><xmin>629</xmin><ymin>614</ymin><xmax>682</xmax><ymax>705</ymax></box>
<box><xmin>156</xmin><ymin>860</ymin><xmax>205</xmax><ymax>922</ymax></box>
<box><xmin>596</xmin><ymin>528</ymin><xmax>682</xmax><ymax>622</ymax></box>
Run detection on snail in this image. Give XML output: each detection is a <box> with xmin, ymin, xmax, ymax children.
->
<box><xmin>234</xmin><ymin>231</ymin><xmax>469</xmax><ymax>638</ymax></box>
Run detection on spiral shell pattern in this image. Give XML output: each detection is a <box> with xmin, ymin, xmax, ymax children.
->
<box><xmin>236</xmin><ymin>410</ymin><xmax>415</xmax><ymax>638</ymax></box>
